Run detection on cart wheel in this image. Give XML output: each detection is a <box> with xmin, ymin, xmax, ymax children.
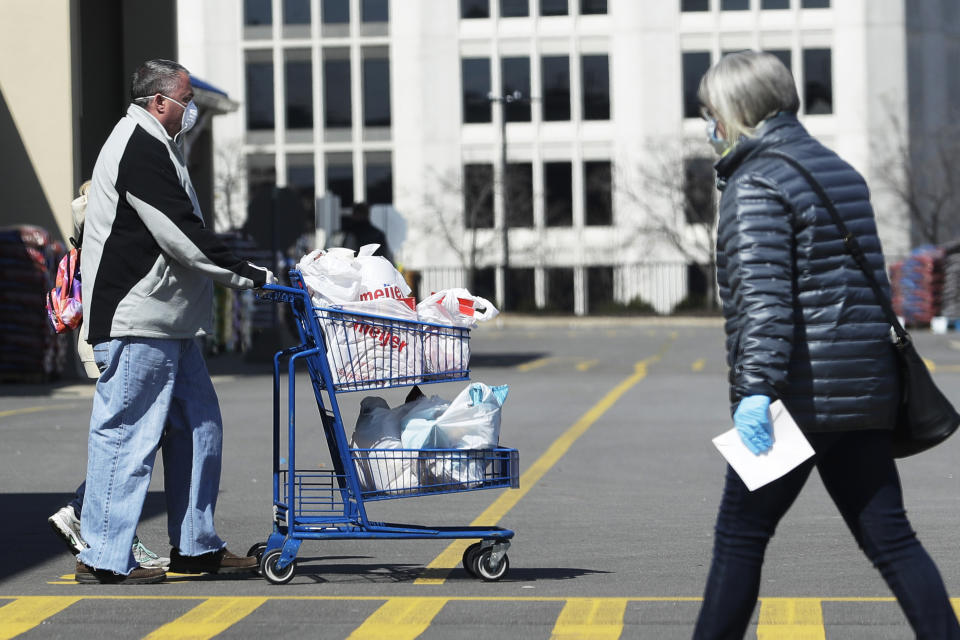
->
<box><xmin>261</xmin><ymin>549</ymin><xmax>296</xmax><ymax>585</ymax></box>
<box><xmin>247</xmin><ymin>542</ymin><xmax>267</xmax><ymax>564</ymax></box>
<box><xmin>476</xmin><ymin>550</ymin><xmax>509</xmax><ymax>581</ymax></box>
<box><xmin>461</xmin><ymin>543</ymin><xmax>482</xmax><ymax>578</ymax></box>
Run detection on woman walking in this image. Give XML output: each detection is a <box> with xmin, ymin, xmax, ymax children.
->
<box><xmin>693</xmin><ymin>51</ymin><xmax>959</xmax><ymax>639</ymax></box>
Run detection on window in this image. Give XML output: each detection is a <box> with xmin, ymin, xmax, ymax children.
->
<box><xmin>326</xmin><ymin>153</ymin><xmax>353</xmax><ymax>207</ymax></box>
<box><xmin>363</xmin><ymin>50</ymin><xmax>391</xmax><ymax>127</ymax></box>
<box><xmin>287</xmin><ymin>153</ymin><xmax>315</xmax><ymax>221</ymax></box>
<box><xmin>283</xmin><ymin>0</ymin><xmax>310</xmax><ymax>23</ymax></box>
<box><xmin>681</xmin><ymin>0</ymin><xmax>709</xmax><ymax>11</ymax></box>
<box><xmin>587</xmin><ymin>266</ymin><xmax>614</xmax><ymax>312</ymax></box>
<box><xmin>544</xmin><ymin>268</ymin><xmax>574</xmax><ymax>312</ymax></box>
<box><xmin>501</xmin><ymin>0</ymin><xmax>529</xmax><ymax>17</ymax></box>
<box><xmin>541</xmin><ymin>56</ymin><xmax>570</xmax><ymax>121</ymax></box>
<box><xmin>580</xmin><ymin>0</ymin><xmax>607</xmax><ymax>14</ymax></box>
<box><xmin>461</xmin><ymin>0</ymin><xmax>490</xmax><ymax>18</ymax></box>
<box><xmin>508</xmin><ymin>268</ymin><xmax>537</xmax><ymax>312</ymax></box>
<box><xmin>582</xmin><ymin>54</ymin><xmax>610</xmax><ymax>120</ymax></box>
<box><xmin>247</xmin><ymin>153</ymin><xmax>276</xmax><ymax>199</ymax></box>
<box><xmin>361</xmin><ymin>0</ymin><xmax>388</xmax><ymax>21</ymax></box>
<box><xmin>682</xmin><ymin>51</ymin><xmax>711</xmax><ymax>118</ymax></box>
<box><xmin>721</xmin><ymin>0</ymin><xmax>749</xmax><ymax>9</ymax></box>
<box><xmin>462</xmin><ymin>58</ymin><xmax>492</xmax><ymax>123</ymax></box>
<box><xmin>245</xmin><ymin>51</ymin><xmax>274</xmax><ymax>130</ymax></box>
<box><xmin>683</xmin><ymin>157</ymin><xmax>716</xmax><ymax>226</ymax></box>
<box><xmin>801</xmin><ymin>0</ymin><xmax>829</xmax><ymax>7</ymax></box>
<box><xmin>322</xmin><ymin>0</ymin><xmax>349</xmax><ymax>22</ymax></box>
<box><xmin>766</xmin><ymin>49</ymin><xmax>791</xmax><ymax>71</ymax></box>
<box><xmin>284</xmin><ymin>50</ymin><xmax>312</xmax><ymax>129</ymax></box>
<box><xmin>544</xmin><ymin>161</ymin><xmax>572</xmax><ymax>227</ymax></box>
<box><xmin>761</xmin><ymin>0</ymin><xmax>789</xmax><ymax>8</ymax></box>
<box><xmin>506</xmin><ymin>163</ymin><xmax>533</xmax><ymax>227</ymax></box>
<box><xmin>365</xmin><ymin>153</ymin><xmax>393</xmax><ymax>204</ymax></box>
<box><xmin>541</xmin><ymin>0</ymin><xmax>567</xmax><ymax>16</ymax></box>
<box><xmin>323</xmin><ymin>49</ymin><xmax>352</xmax><ymax>128</ymax></box>
<box><xmin>501</xmin><ymin>57</ymin><xmax>531</xmax><ymax>122</ymax></box>
<box><xmin>464</xmin><ymin>164</ymin><xmax>495</xmax><ymax>228</ymax></box>
<box><xmin>803</xmin><ymin>48</ymin><xmax>832</xmax><ymax>114</ymax></box>
<box><xmin>245</xmin><ymin>0</ymin><xmax>271</xmax><ymax>25</ymax></box>
<box><xmin>584</xmin><ymin>161</ymin><xmax>611</xmax><ymax>226</ymax></box>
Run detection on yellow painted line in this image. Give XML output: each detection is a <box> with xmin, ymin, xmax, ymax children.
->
<box><xmin>757</xmin><ymin>598</ymin><xmax>825</xmax><ymax>640</ymax></box>
<box><xmin>0</xmin><ymin>407</ymin><xmax>51</xmax><ymax>420</ymax></box>
<box><xmin>691</xmin><ymin>358</ymin><xmax>706</xmax><ymax>372</ymax></box>
<box><xmin>953</xmin><ymin>597</ymin><xmax>960</xmax><ymax>621</ymax></box>
<box><xmin>935</xmin><ymin>364</ymin><xmax>960</xmax><ymax>373</ymax></box>
<box><xmin>415</xmin><ymin>339</ymin><xmax>673</xmax><ymax>586</ymax></box>
<box><xmin>550</xmin><ymin>598</ymin><xmax>627</xmax><ymax>640</ymax></box>
<box><xmin>517</xmin><ymin>357</ymin><xmax>553</xmax><ymax>372</ymax></box>
<box><xmin>143</xmin><ymin>597</ymin><xmax>267</xmax><ymax>640</ymax></box>
<box><xmin>346</xmin><ymin>598</ymin><xmax>446</xmax><ymax>640</ymax></box>
<box><xmin>576</xmin><ymin>359</ymin><xmax>599</xmax><ymax>372</ymax></box>
<box><xmin>0</xmin><ymin>596</ymin><xmax>81</xmax><ymax>639</ymax></box>
<box><xmin>923</xmin><ymin>358</ymin><xmax>936</xmax><ymax>372</ymax></box>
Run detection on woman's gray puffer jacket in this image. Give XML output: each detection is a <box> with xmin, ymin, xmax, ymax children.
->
<box><xmin>715</xmin><ymin>112</ymin><xmax>899</xmax><ymax>433</ymax></box>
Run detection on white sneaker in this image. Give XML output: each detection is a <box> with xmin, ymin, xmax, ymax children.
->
<box><xmin>48</xmin><ymin>506</ymin><xmax>87</xmax><ymax>555</ymax></box>
<box><xmin>132</xmin><ymin>536</ymin><xmax>169</xmax><ymax>569</ymax></box>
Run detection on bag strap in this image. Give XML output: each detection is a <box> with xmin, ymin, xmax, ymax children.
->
<box><xmin>756</xmin><ymin>149</ymin><xmax>909</xmax><ymax>345</ymax></box>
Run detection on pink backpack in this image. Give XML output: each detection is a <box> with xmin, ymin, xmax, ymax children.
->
<box><xmin>46</xmin><ymin>248</ymin><xmax>82</xmax><ymax>333</ymax></box>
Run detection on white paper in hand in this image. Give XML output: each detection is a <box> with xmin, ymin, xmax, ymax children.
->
<box><xmin>712</xmin><ymin>400</ymin><xmax>815</xmax><ymax>491</ymax></box>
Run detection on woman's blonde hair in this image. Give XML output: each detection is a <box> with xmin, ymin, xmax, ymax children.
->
<box><xmin>698</xmin><ymin>50</ymin><xmax>800</xmax><ymax>143</ymax></box>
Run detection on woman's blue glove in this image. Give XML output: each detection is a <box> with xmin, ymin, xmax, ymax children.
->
<box><xmin>734</xmin><ymin>395</ymin><xmax>773</xmax><ymax>455</ymax></box>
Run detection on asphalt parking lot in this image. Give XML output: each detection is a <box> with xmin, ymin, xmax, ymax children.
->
<box><xmin>2</xmin><ymin>318</ymin><xmax>959</xmax><ymax>638</ymax></box>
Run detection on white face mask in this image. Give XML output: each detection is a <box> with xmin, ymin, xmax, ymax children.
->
<box><xmin>159</xmin><ymin>94</ymin><xmax>199</xmax><ymax>137</ymax></box>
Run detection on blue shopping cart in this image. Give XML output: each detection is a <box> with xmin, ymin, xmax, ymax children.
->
<box><xmin>251</xmin><ymin>273</ymin><xmax>518</xmax><ymax>584</ymax></box>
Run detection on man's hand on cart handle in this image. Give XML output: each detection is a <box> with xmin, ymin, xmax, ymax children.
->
<box><xmin>253</xmin><ymin>266</ymin><xmax>277</xmax><ymax>289</ymax></box>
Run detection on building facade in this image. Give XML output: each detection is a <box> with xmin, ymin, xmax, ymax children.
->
<box><xmin>177</xmin><ymin>0</ymin><xmax>958</xmax><ymax>314</ymax></box>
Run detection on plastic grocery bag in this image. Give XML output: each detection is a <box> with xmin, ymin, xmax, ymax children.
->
<box><xmin>299</xmin><ymin>245</ymin><xmax>419</xmax><ymax>386</ymax></box>
<box><xmin>297</xmin><ymin>248</ymin><xmax>363</xmax><ymax>307</ymax></box>
<box><xmin>350</xmin><ymin>396</ymin><xmax>417</xmax><ymax>494</ymax></box>
<box><xmin>401</xmin><ymin>382</ymin><xmax>509</xmax><ymax>489</ymax></box>
<box><xmin>417</xmin><ymin>289</ymin><xmax>498</xmax><ymax>374</ymax></box>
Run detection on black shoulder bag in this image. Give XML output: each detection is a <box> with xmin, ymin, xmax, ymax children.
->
<box><xmin>759</xmin><ymin>150</ymin><xmax>960</xmax><ymax>457</ymax></box>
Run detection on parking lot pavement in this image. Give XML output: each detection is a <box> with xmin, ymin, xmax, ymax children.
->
<box><xmin>1</xmin><ymin>320</ymin><xmax>959</xmax><ymax>638</ymax></box>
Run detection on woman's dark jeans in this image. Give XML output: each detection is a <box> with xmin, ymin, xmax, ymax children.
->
<box><xmin>693</xmin><ymin>430</ymin><xmax>960</xmax><ymax>639</ymax></box>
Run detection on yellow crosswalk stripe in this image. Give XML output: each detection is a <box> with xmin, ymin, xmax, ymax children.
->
<box><xmin>142</xmin><ymin>597</ymin><xmax>267</xmax><ymax>640</ymax></box>
<box><xmin>550</xmin><ymin>598</ymin><xmax>628</xmax><ymax>639</ymax></box>
<box><xmin>517</xmin><ymin>357</ymin><xmax>553</xmax><ymax>372</ymax></box>
<box><xmin>0</xmin><ymin>596</ymin><xmax>80</xmax><ymax>639</ymax></box>
<box><xmin>757</xmin><ymin>598</ymin><xmax>825</xmax><ymax>640</ymax></box>
<box><xmin>346</xmin><ymin>598</ymin><xmax>446</xmax><ymax>640</ymax></box>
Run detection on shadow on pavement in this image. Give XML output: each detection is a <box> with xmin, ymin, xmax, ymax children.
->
<box><xmin>0</xmin><ymin>491</ymin><xmax>166</xmax><ymax>582</ymax></box>
<box><xmin>470</xmin><ymin>353</ymin><xmax>549</xmax><ymax>367</ymax></box>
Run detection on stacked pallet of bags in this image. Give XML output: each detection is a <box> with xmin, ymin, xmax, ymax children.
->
<box><xmin>0</xmin><ymin>225</ymin><xmax>68</xmax><ymax>381</ymax></box>
<box><xmin>890</xmin><ymin>245</ymin><xmax>945</xmax><ymax>326</ymax></box>
<box><xmin>941</xmin><ymin>240</ymin><xmax>960</xmax><ymax>321</ymax></box>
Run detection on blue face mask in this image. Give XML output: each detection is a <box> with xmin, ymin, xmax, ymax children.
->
<box><xmin>705</xmin><ymin>117</ymin><xmax>729</xmax><ymax>155</ymax></box>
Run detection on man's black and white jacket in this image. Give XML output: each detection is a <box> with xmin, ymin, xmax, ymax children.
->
<box><xmin>80</xmin><ymin>104</ymin><xmax>268</xmax><ymax>345</ymax></box>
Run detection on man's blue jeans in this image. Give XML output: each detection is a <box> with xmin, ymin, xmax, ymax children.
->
<box><xmin>693</xmin><ymin>430</ymin><xmax>960</xmax><ymax>639</ymax></box>
<box><xmin>77</xmin><ymin>337</ymin><xmax>226</xmax><ymax>574</ymax></box>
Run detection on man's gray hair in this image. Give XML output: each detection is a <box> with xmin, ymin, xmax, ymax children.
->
<box><xmin>698</xmin><ymin>50</ymin><xmax>799</xmax><ymax>143</ymax></box>
<box><xmin>130</xmin><ymin>59</ymin><xmax>189</xmax><ymax>103</ymax></box>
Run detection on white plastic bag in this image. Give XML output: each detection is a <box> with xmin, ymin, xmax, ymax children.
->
<box><xmin>350</xmin><ymin>397</ymin><xmax>417</xmax><ymax>494</ymax></box>
<box><xmin>297</xmin><ymin>248</ymin><xmax>362</xmax><ymax>307</ymax></box>
<box><xmin>401</xmin><ymin>382</ymin><xmax>509</xmax><ymax>489</ymax></box>
<box><xmin>324</xmin><ymin>297</ymin><xmax>421</xmax><ymax>386</ymax></box>
<box><xmin>299</xmin><ymin>245</ymin><xmax>419</xmax><ymax>386</ymax></box>
<box><xmin>417</xmin><ymin>289</ymin><xmax>498</xmax><ymax>374</ymax></box>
